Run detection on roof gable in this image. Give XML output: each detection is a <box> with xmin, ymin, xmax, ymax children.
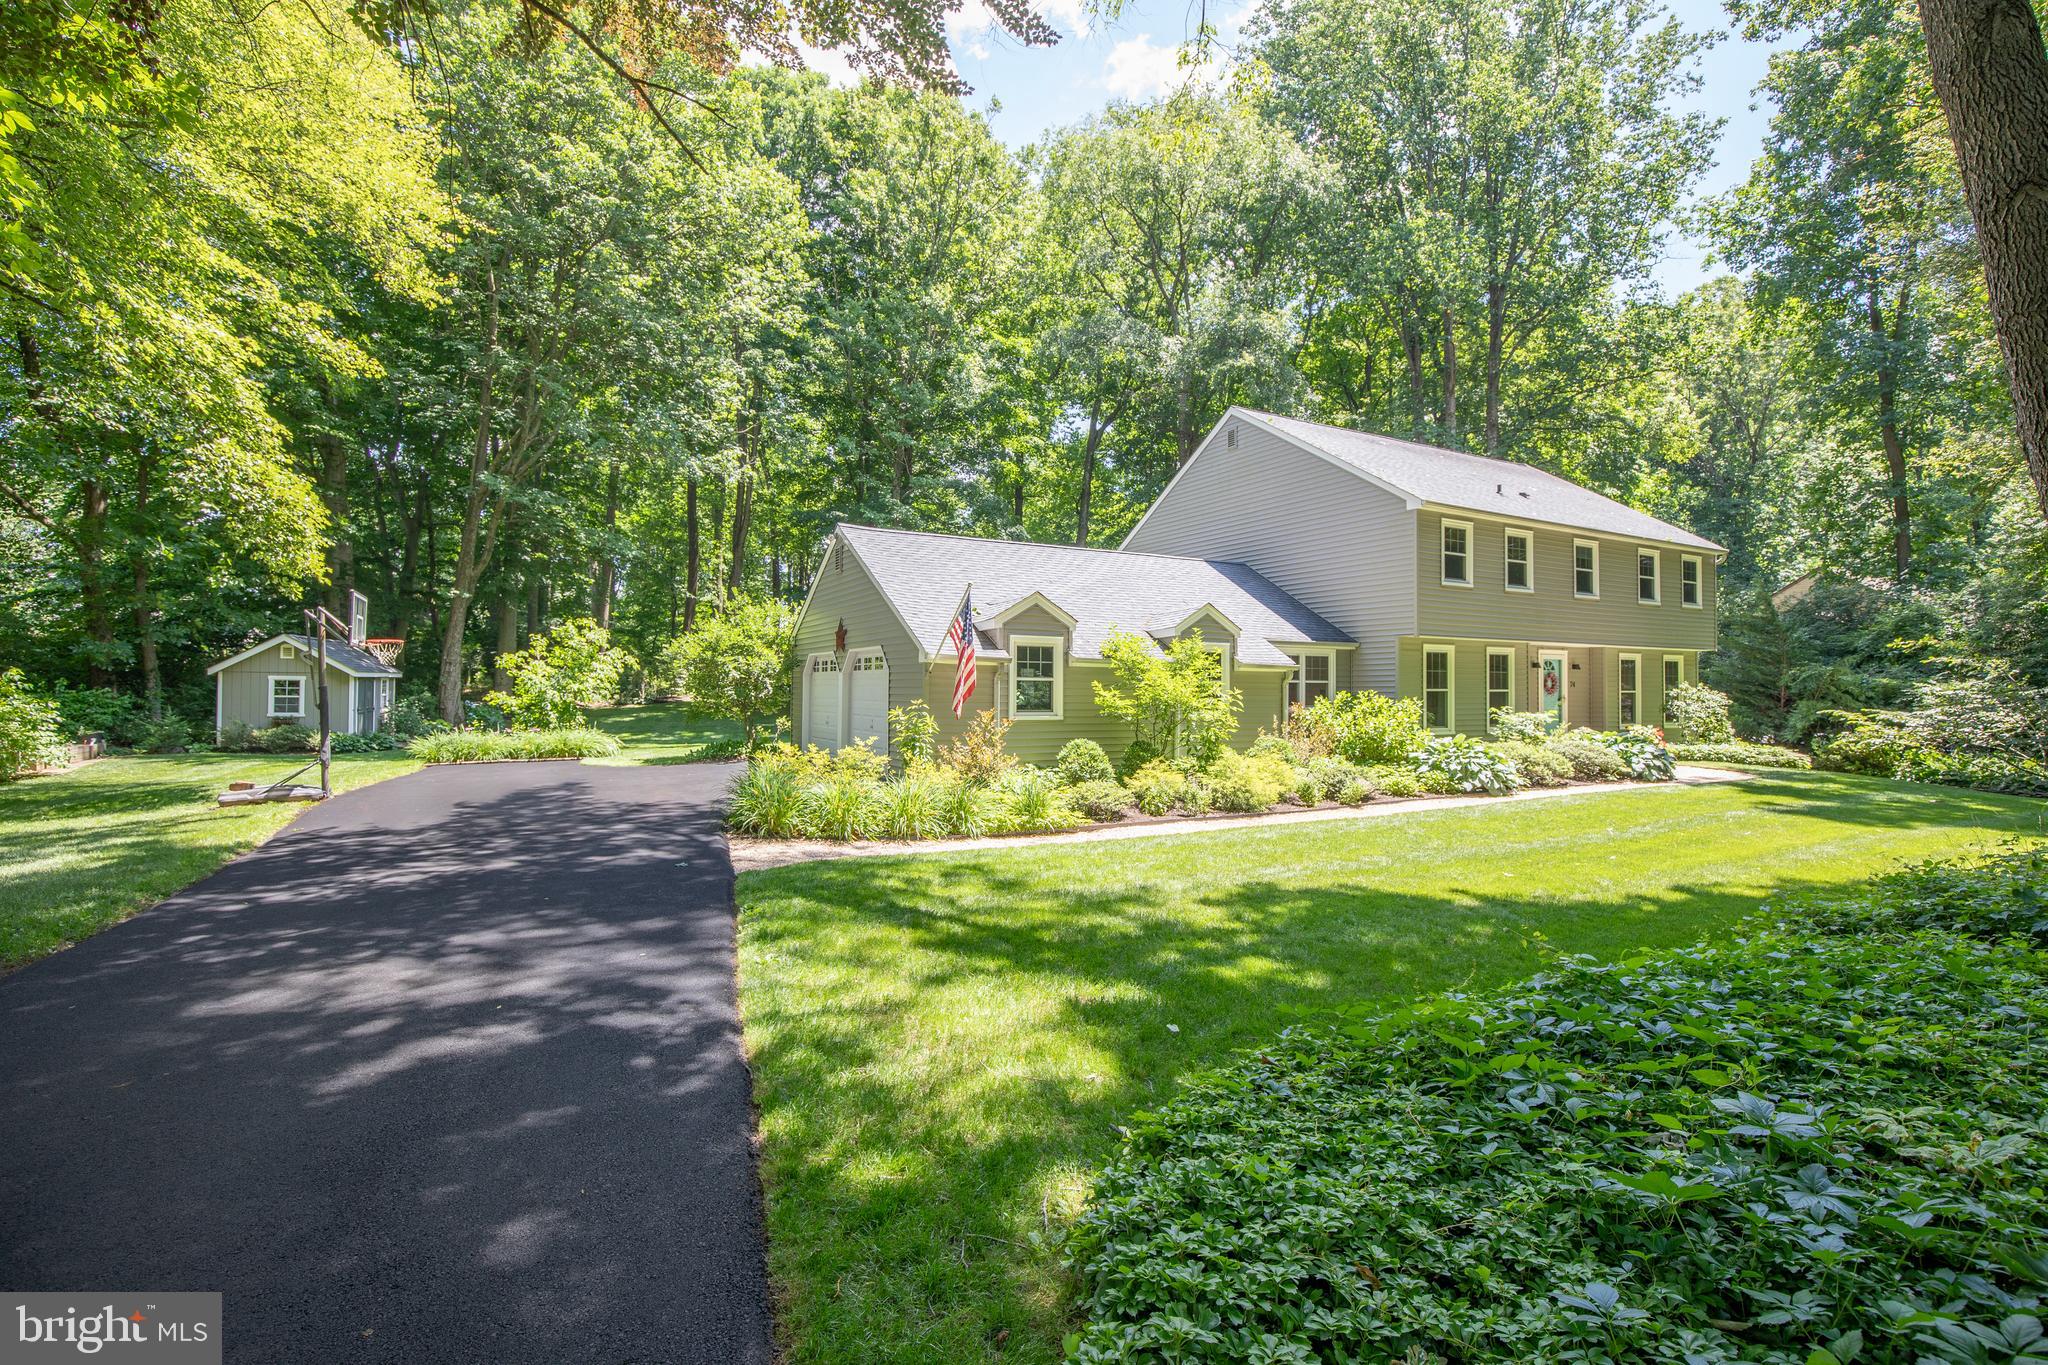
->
<box><xmin>208</xmin><ymin>634</ymin><xmax>401</xmax><ymax>678</ymax></box>
<box><xmin>829</xmin><ymin>525</ymin><xmax>1350</xmax><ymax>668</ymax></box>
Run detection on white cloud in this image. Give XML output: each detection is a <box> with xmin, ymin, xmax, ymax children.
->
<box><xmin>736</xmin><ymin>27</ymin><xmax>862</xmax><ymax>86</ymax></box>
<box><xmin>950</xmin><ymin>0</ymin><xmax>1090</xmax><ymax>60</ymax></box>
<box><xmin>1100</xmin><ymin>34</ymin><xmax>1224</xmax><ymax>99</ymax></box>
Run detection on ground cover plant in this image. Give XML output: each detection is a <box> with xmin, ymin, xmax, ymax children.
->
<box><xmin>734</xmin><ymin>770</ymin><xmax>2045</xmax><ymax>1364</ymax></box>
<box><xmin>1066</xmin><ymin>844</ymin><xmax>2048</xmax><ymax>1364</ymax></box>
<box><xmin>1668</xmin><ymin>740</ymin><xmax>1813</xmax><ymax>768</ymax></box>
<box><xmin>406</xmin><ymin>727</ymin><xmax>622</xmax><ymax>763</ymax></box>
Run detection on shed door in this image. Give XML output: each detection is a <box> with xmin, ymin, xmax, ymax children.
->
<box><xmin>354</xmin><ymin>678</ymin><xmax>378</xmax><ymax>734</ymax></box>
<box><xmin>846</xmin><ymin>649</ymin><xmax>889</xmax><ymax>754</ymax></box>
<box><xmin>805</xmin><ymin>653</ymin><xmax>842</xmax><ymax>751</ymax></box>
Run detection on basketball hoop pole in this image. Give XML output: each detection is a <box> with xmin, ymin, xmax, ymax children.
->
<box><xmin>304</xmin><ymin>605</ymin><xmax>350</xmax><ymax>799</ymax></box>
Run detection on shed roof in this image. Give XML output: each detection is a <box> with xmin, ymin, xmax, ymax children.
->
<box><xmin>207</xmin><ymin>633</ymin><xmax>401</xmax><ymax>678</ymax></box>
<box><xmin>835</xmin><ymin>524</ymin><xmax>1350</xmax><ymax>668</ymax></box>
<box><xmin>1211</xmin><ymin>409</ymin><xmax>1725</xmax><ymax>553</ymax></box>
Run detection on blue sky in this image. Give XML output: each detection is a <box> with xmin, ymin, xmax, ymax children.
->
<box><xmin>805</xmin><ymin>0</ymin><xmax>1792</xmax><ymax>297</ymax></box>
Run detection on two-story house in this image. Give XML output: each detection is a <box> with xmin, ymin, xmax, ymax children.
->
<box><xmin>788</xmin><ymin>408</ymin><xmax>1721</xmax><ymax>762</ymax></box>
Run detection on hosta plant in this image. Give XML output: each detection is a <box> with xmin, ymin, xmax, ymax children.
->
<box><xmin>1416</xmin><ymin>733</ymin><xmax>1523</xmax><ymax>794</ymax></box>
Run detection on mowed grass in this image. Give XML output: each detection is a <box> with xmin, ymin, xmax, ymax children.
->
<box><xmin>0</xmin><ymin>750</ymin><xmax>419</xmax><ymax>970</ymax></box>
<box><xmin>581</xmin><ymin>702</ymin><xmax>741</xmax><ymax>764</ymax></box>
<box><xmin>735</xmin><ymin>770</ymin><xmax>2046</xmax><ymax>1364</ymax></box>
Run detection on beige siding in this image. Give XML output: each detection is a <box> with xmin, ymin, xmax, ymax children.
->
<box><xmin>1123</xmin><ymin>414</ymin><xmax>1416</xmax><ymax>693</ymax></box>
<box><xmin>1416</xmin><ymin>509</ymin><xmax>1717</xmax><ymax>651</ymax></box>
<box><xmin>214</xmin><ymin>642</ymin><xmax>364</xmax><ymax>736</ymax></box>
<box><xmin>790</xmin><ymin>539</ymin><xmax>926</xmax><ymax>753</ymax></box>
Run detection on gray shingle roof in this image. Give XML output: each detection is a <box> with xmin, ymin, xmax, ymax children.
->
<box><xmin>280</xmin><ymin>634</ymin><xmax>401</xmax><ymax>677</ymax></box>
<box><xmin>1244</xmin><ymin>410</ymin><xmax>1725</xmax><ymax>553</ymax></box>
<box><xmin>836</xmin><ymin>524</ymin><xmax>1350</xmax><ymax>668</ymax></box>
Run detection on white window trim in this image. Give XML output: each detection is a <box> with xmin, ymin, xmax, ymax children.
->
<box><xmin>1422</xmin><ymin>644</ymin><xmax>1456</xmax><ymax>734</ymax></box>
<box><xmin>1680</xmin><ymin>554</ymin><xmax>1703</xmax><ymax>608</ymax></box>
<box><xmin>1009</xmin><ymin>634</ymin><xmax>1064</xmax><ymax>720</ymax></box>
<box><xmin>1485</xmin><ymin>647</ymin><xmax>1515</xmax><ymax>729</ymax></box>
<box><xmin>267</xmin><ymin>674</ymin><xmax>305</xmax><ymax>719</ymax></box>
<box><xmin>1503</xmin><ymin>527</ymin><xmax>1535</xmax><ymax>593</ymax></box>
<box><xmin>1573</xmin><ymin>539</ymin><xmax>1600</xmax><ymax>600</ymax></box>
<box><xmin>1636</xmin><ymin>546</ymin><xmax>1662</xmax><ymax>605</ymax></box>
<box><xmin>1439</xmin><ymin>519</ymin><xmax>1474</xmax><ymax>587</ymax></box>
<box><xmin>1664</xmin><ymin>654</ymin><xmax>1685</xmax><ymax>704</ymax></box>
<box><xmin>1286</xmin><ymin>648</ymin><xmax>1337</xmax><ymax>709</ymax></box>
<box><xmin>1619</xmin><ymin>652</ymin><xmax>1642</xmax><ymax>727</ymax></box>
<box><xmin>278</xmin><ymin>643</ymin><xmax>296</xmax><ymax>660</ymax></box>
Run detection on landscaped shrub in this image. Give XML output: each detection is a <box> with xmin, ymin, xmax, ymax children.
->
<box><xmin>888</xmin><ymin>701</ymin><xmax>940</xmax><ymax>768</ymax></box>
<box><xmin>1335</xmin><ymin>776</ymin><xmax>1374</xmax><ymax>805</ymax></box>
<box><xmin>1797</xmin><ymin>845</ymin><xmax>2048</xmax><ymax>948</ymax></box>
<box><xmin>327</xmin><ymin>731</ymin><xmax>398</xmax><ymax>754</ymax></box>
<box><xmin>1115</xmin><ymin>738</ymin><xmax>1163</xmax><ymax>779</ymax></box>
<box><xmin>45</xmin><ymin>683</ymin><xmax>148</xmax><ymax>746</ymax></box>
<box><xmin>131</xmin><ymin>715</ymin><xmax>193</xmax><ymax>753</ymax></box>
<box><xmin>992</xmin><ymin>766</ymin><xmax>1083</xmax><ymax>833</ymax></box>
<box><xmin>877</xmin><ymin>771</ymin><xmax>948</xmax><ymax>840</ymax></box>
<box><xmin>1287</xmin><ymin>771</ymin><xmax>1320</xmax><ymax>806</ymax></box>
<box><xmin>1489</xmin><ymin>708</ymin><xmax>1556</xmax><ymax>743</ymax></box>
<box><xmin>1903</xmin><ymin>748</ymin><xmax>2048</xmax><ymax>796</ymax></box>
<box><xmin>485</xmin><ymin>617</ymin><xmax>627</xmax><ymax>729</ymax></box>
<box><xmin>828</xmin><ymin>739</ymin><xmax>888</xmax><ymax>782</ymax></box>
<box><xmin>727</xmin><ymin>763</ymin><xmax>805</xmax><ymax>838</ymax></box>
<box><xmin>0</xmin><ymin>669</ymin><xmax>67</xmax><ymax>781</ymax></box>
<box><xmin>1667</xmin><ymin>740</ymin><xmax>1813</xmax><ymax>768</ymax></box>
<box><xmin>1201</xmin><ymin>750</ymin><xmax>1295</xmax><ymax>813</ymax></box>
<box><xmin>1363</xmin><ymin>764</ymin><xmax>1423</xmax><ymax>797</ymax></box>
<box><xmin>798</xmin><ymin>775</ymin><xmax>877</xmax><ymax>841</ymax></box>
<box><xmin>1299</xmin><ymin>755</ymin><xmax>1367</xmax><ymax>801</ymax></box>
<box><xmin>1416</xmin><ymin>733</ymin><xmax>1523</xmax><ymax>794</ymax></box>
<box><xmin>1245</xmin><ymin>734</ymin><xmax>1298</xmax><ymax>764</ymax></box>
<box><xmin>938</xmin><ymin>710</ymin><xmax>1016</xmax><ymax>785</ymax></box>
<box><xmin>1664</xmin><ymin>680</ymin><xmax>1736</xmax><ymax>743</ymax></box>
<box><xmin>383</xmin><ymin>691</ymin><xmax>448</xmax><ymax>740</ymax></box>
<box><xmin>664</xmin><ymin>596</ymin><xmax>797</xmax><ymax>747</ymax></box>
<box><xmin>253</xmin><ymin>723</ymin><xmax>316</xmax><ymax>754</ymax></box>
<box><xmin>1549</xmin><ymin>734</ymin><xmax>1628</xmax><ymax>781</ymax></box>
<box><xmin>1590</xmin><ymin>725</ymin><xmax>1675</xmax><ymax>780</ymax></box>
<box><xmin>1126</xmin><ymin>760</ymin><xmax>1185</xmax><ymax>816</ymax></box>
<box><xmin>938</xmin><ymin>775</ymin><xmax>997</xmax><ymax>838</ymax></box>
<box><xmin>1068</xmin><ymin>858</ymin><xmax>2048</xmax><ymax>1365</ymax></box>
<box><xmin>1093</xmin><ymin>629</ymin><xmax>1241</xmax><ymax>767</ymax></box>
<box><xmin>1486</xmin><ymin>739</ymin><xmax>1572</xmax><ymax>786</ymax></box>
<box><xmin>1055</xmin><ymin>738</ymin><xmax>1116</xmax><ymax>786</ymax></box>
<box><xmin>1065</xmin><ymin>778</ymin><xmax>1134</xmax><ymax>822</ymax></box>
<box><xmin>1289</xmin><ymin>691</ymin><xmax>1428</xmax><ymax>764</ymax></box>
<box><xmin>407</xmin><ymin>728</ymin><xmax>621</xmax><ymax>763</ymax></box>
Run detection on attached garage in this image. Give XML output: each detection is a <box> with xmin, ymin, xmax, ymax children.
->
<box><xmin>845</xmin><ymin>649</ymin><xmax>889</xmax><ymax>751</ymax></box>
<box><xmin>802</xmin><ymin>653</ymin><xmax>843</xmax><ymax>751</ymax></box>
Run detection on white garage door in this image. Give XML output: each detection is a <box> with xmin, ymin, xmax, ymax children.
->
<box><xmin>805</xmin><ymin>653</ymin><xmax>841</xmax><ymax>751</ymax></box>
<box><xmin>846</xmin><ymin>649</ymin><xmax>889</xmax><ymax>754</ymax></box>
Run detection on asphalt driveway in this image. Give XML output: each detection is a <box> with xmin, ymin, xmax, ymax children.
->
<box><xmin>0</xmin><ymin>759</ymin><xmax>770</xmax><ymax>1364</ymax></box>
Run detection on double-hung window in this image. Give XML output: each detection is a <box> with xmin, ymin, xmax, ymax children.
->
<box><xmin>1287</xmin><ymin>650</ymin><xmax>1335</xmax><ymax>709</ymax></box>
<box><xmin>1680</xmin><ymin>555</ymin><xmax>1702</xmax><ymax>608</ymax></box>
<box><xmin>1486</xmin><ymin>648</ymin><xmax>1513</xmax><ymax>727</ymax></box>
<box><xmin>1422</xmin><ymin>645</ymin><xmax>1454</xmax><ymax>732</ymax></box>
<box><xmin>1664</xmin><ymin>656</ymin><xmax>1682</xmax><ymax>692</ymax></box>
<box><xmin>1440</xmin><ymin>520</ymin><xmax>1472</xmax><ymax>586</ymax></box>
<box><xmin>1574</xmin><ymin>540</ymin><xmax>1599</xmax><ymax>598</ymax></box>
<box><xmin>268</xmin><ymin>675</ymin><xmax>304</xmax><ymax>718</ymax></box>
<box><xmin>1619</xmin><ymin>654</ymin><xmax>1641</xmax><ymax>726</ymax></box>
<box><xmin>1010</xmin><ymin>637</ymin><xmax>1061</xmax><ymax>718</ymax></box>
<box><xmin>1504</xmin><ymin>529</ymin><xmax>1533</xmax><ymax>591</ymax></box>
<box><xmin>1636</xmin><ymin>548</ymin><xmax>1661</xmax><ymax>604</ymax></box>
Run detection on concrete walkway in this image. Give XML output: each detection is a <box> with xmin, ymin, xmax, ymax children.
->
<box><xmin>0</xmin><ymin>759</ymin><xmax>769</xmax><ymax>1365</ymax></box>
<box><xmin>731</xmin><ymin>765</ymin><xmax>1754</xmax><ymax>872</ymax></box>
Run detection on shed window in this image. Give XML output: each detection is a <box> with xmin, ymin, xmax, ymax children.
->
<box><xmin>1504</xmin><ymin>529</ymin><xmax>1533</xmax><ymax>591</ymax></box>
<box><xmin>268</xmin><ymin>676</ymin><xmax>304</xmax><ymax>718</ymax></box>
<box><xmin>1011</xmin><ymin>638</ymin><xmax>1060</xmax><ymax>718</ymax></box>
<box><xmin>1637</xmin><ymin>549</ymin><xmax>1660</xmax><ymax>604</ymax></box>
<box><xmin>1681</xmin><ymin>555</ymin><xmax>1702</xmax><ymax>607</ymax></box>
<box><xmin>1287</xmin><ymin>651</ymin><xmax>1335</xmax><ymax>709</ymax></box>
<box><xmin>1440</xmin><ymin>521</ymin><xmax>1472</xmax><ymax>586</ymax></box>
<box><xmin>1423</xmin><ymin>646</ymin><xmax>1454</xmax><ymax>732</ymax></box>
<box><xmin>1574</xmin><ymin>540</ymin><xmax>1599</xmax><ymax>598</ymax></box>
<box><xmin>1620</xmin><ymin>654</ymin><xmax>1640</xmax><ymax>726</ymax></box>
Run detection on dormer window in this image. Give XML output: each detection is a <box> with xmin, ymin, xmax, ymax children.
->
<box><xmin>1440</xmin><ymin>520</ymin><xmax>1472</xmax><ymax>586</ymax></box>
<box><xmin>1010</xmin><ymin>636</ymin><xmax>1062</xmax><ymax>718</ymax></box>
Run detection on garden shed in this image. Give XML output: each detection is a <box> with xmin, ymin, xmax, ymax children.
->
<box><xmin>207</xmin><ymin>597</ymin><xmax>403</xmax><ymax>739</ymax></box>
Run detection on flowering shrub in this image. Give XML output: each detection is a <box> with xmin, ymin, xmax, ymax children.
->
<box><xmin>1416</xmin><ymin>733</ymin><xmax>1523</xmax><ymax>794</ymax></box>
<box><xmin>1663</xmin><ymin>681</ymin><xmax>1736</xmax><ymax>743</ymax></box>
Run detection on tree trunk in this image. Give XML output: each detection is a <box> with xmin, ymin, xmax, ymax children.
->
<box><xmin>316</xmin><ymin>376</ymin><xmax>351</xmax><ymax>612</ymax></box>
<box><xmin>79</xmin><ymin>478</ymin><xmax>116</xmax><ymax>690</ymax></box>
<box><xmin>1918</xmin><ymin>0</ymin><xmax>2048</xmax><ymax>525</ymax></box>
<box><xmin>128</xmin><ymin>444</ymin><xmax>160</xmax><ymax>718</ymax></box>
<box><xmin>1483</xmin><ymin>282</ymin><xmax>1507</xmax><ymax>454</ymax></box>
<box><xmin>592</xmin><ymin>454</ymin><xmax>620</xmax><ymax>626</ymax></box>
<box><xmin>439</xmin><ymin>265</ymin><xmax>499</xmax><ymax>725</ymax></box>
<box><xmin>492</xmin><ymin>585</ymin><xmax>519</xmax><ymax>693</ymax></box>
<box><xmin>1870</xmin><ymin>286</ymin><xmax>1913</xmax><ymax>579</ymax></box>
<box><xmin>1076</xmin><ymin>396</ymin><xmax>1108</xmax><ymax>546</ymax></box>
<box><xmin>1400</xmin><ymin>319</ymin><xmax>1427</xmax><ymax>439</ymax></box>
<box><xmin>684</xmin><ymin>477</ymin><xmax>700</xmax><ymax>631</ymax></box>
<box><xmin>1439</xmin><ymin>304</ymin><xmax>1458</xmax><ymax>444</ymax></box>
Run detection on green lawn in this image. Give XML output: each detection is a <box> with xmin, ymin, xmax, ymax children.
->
<box><xmin>581</xmin><ymin>702</ymin><xmax>742</xmax><ymax>764</ymax></box>
<box><xmin>735</xmin><ymin>769</ymin><xmax>2046</xmax><ymax>1365</ymax></box>
<box><xmin>0</xmin><ymin>749</ymin><xmax>420</xmax><ymax>970</ymax></box>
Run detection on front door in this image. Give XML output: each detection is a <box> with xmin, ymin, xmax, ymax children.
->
<box><xmin>846</xmin><ymin>649</ymin><xmax>889</xmax><ymax>754</ymax></box>
<box><xmin>1538</xmin><ymin>650</ymin><xmax>1569</xmax><ymax>730</ymax></box>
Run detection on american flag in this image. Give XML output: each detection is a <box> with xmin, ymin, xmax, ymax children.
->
<box><xmin>944</xmin><ymin>592</ymin><xmax>977</xmax><ymax>716</ymax></box>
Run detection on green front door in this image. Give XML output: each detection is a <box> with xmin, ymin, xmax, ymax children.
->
<box><xmin>1538</xmin><ymin>651</ymin><xmax>1568</xmax><ymax>729</ymax></box>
